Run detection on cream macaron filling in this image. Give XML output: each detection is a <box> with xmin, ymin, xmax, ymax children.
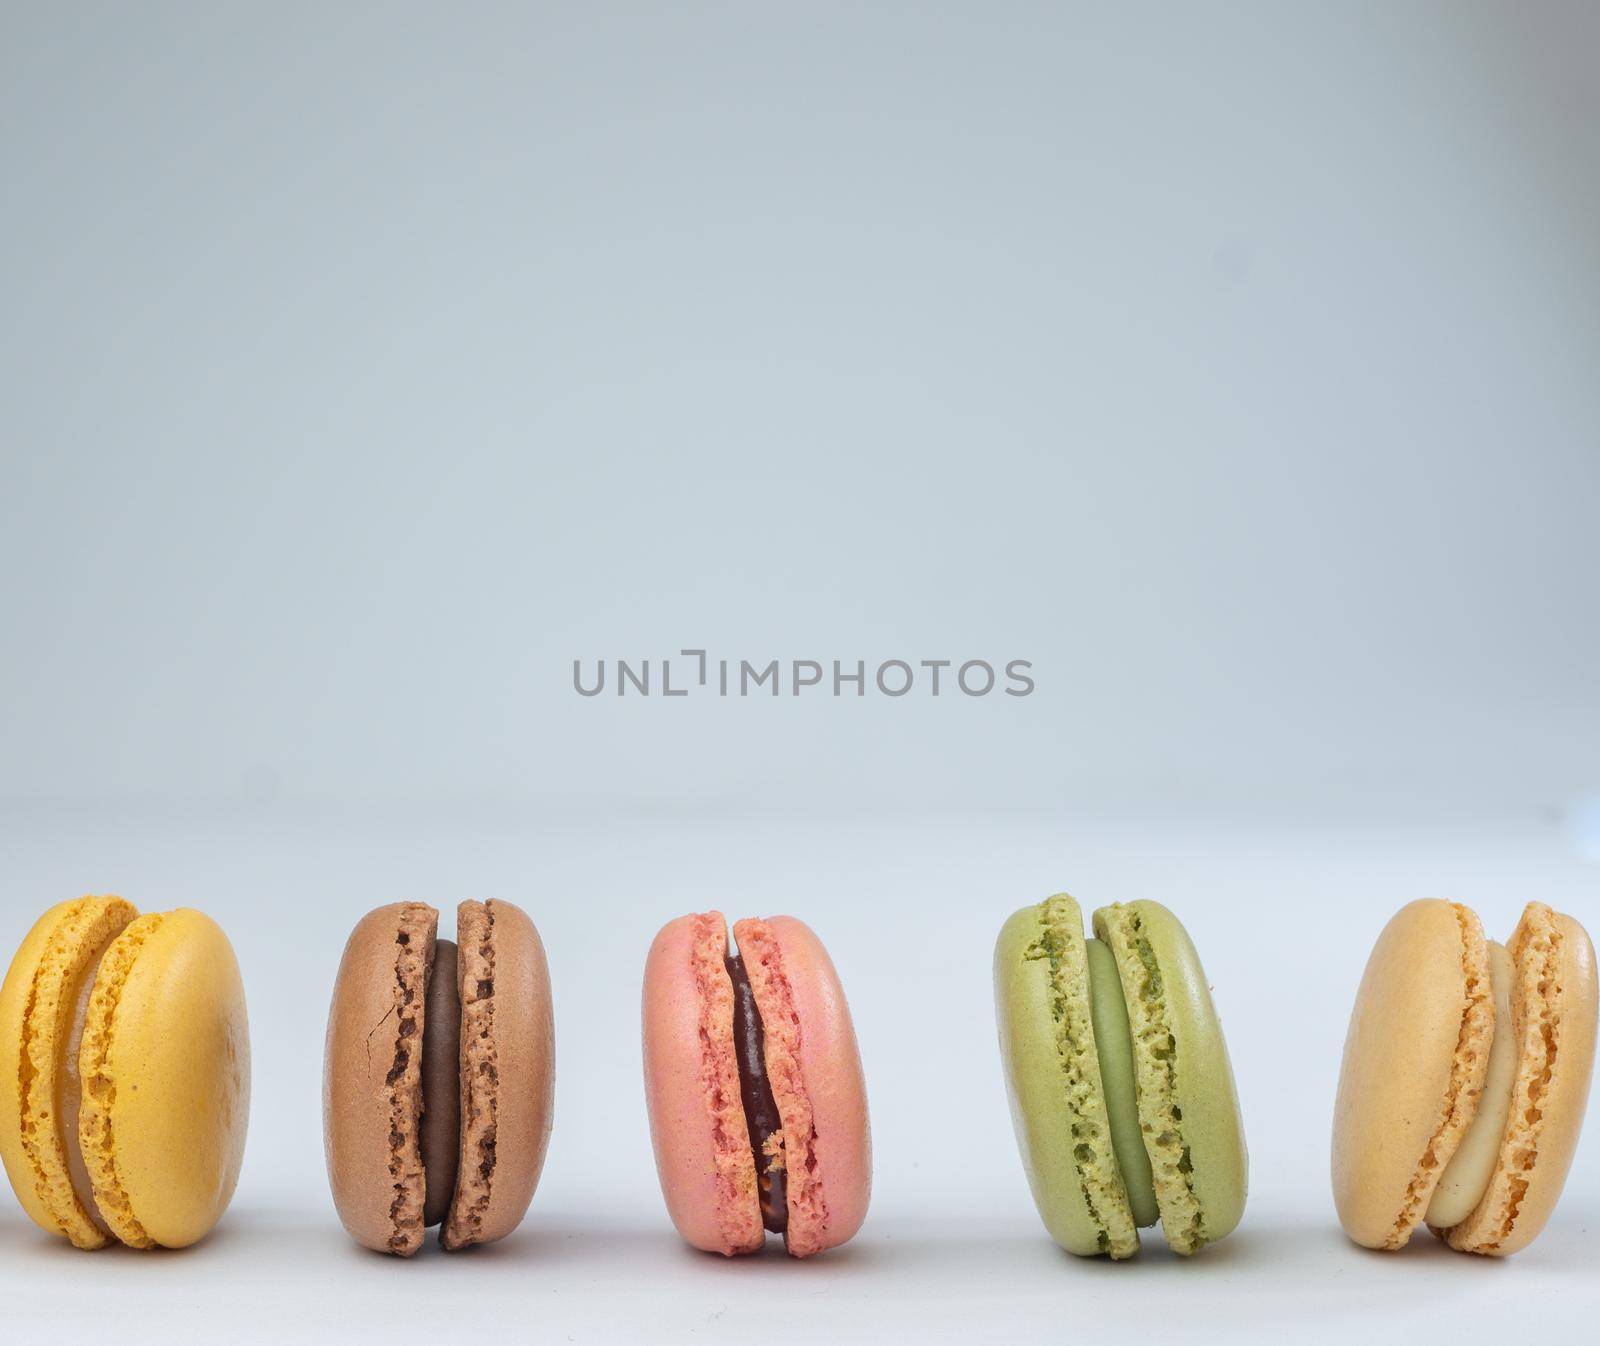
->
<box><xmin>1426</xmin><ymin>940</ymin><xmax>1517</xmax><ymax>1228</ymax></box>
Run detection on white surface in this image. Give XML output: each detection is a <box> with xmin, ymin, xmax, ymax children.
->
<box><xmin>0</xmin><ymin>809</ymin><xmax>1595</xmax><ymax>1343</ymax></box>
<box><xmin>3</xmin><ymin>1205</ymin><xmax>1596</xmax><ymax>1346</ymax></box>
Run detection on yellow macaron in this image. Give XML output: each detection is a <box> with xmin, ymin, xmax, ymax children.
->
<box><xmin>0</xmin><ymin>897</ymin><xmax>251</xmax><ymax>1249</ymax></box>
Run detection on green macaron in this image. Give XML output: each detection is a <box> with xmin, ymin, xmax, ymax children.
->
<box><xmin>994</xmin><ymin>894</ymin><xmax>1247</xmax><ymax>1257</ymax></box>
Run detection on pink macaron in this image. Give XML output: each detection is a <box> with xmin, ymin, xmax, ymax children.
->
<box><xmin>642</xmin><ymin>912</ymin><xmax>871</xmax><ymax>1257</ymax></box>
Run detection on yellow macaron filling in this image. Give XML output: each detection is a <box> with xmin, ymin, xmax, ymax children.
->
<box><xmin>61</xmin><ymin>941</ymin><xmax>115</xmax><ymax>1238</ymax></box>
<box><xmin>1426</xmin><ymin>940</ymin><xmax>1516</xmax><ymax>1229</ymax></box>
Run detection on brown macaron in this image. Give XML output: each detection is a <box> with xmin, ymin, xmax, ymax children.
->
<box><xmin>323</xmin><ymin>900</ymin><xmax>555</xmax><ymax>1255</ymax></box>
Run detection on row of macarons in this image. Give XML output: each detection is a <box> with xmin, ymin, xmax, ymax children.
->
<box><xmin>1</xmin><ymin>894</ymin><xmax>1594</xmax><ymax>1260</ymax></box>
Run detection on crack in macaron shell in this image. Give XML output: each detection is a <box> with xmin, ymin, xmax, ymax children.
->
<box><xmin>323</xmin><ymin>902</ymin><xmax>437</xmax><ymax>1256</ymax></box>
<box><xmin>324</xmin><ymin>900</ymin><xmax>551</xmax><ymax>1256</ymax></box>
<box><xmin>379</xmin><ymin>905</ymin><xmax>434</xmax><ymax>1255</ymax></box>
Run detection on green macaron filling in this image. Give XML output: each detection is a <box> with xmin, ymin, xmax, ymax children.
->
<box><xmin>1085</xmin><ymin>937</ymin><xmax>1160</xmax><ymax>1228</ymax></box>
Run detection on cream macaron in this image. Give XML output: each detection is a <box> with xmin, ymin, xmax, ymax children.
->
<box><xmin>1332</xmin><ymin>899</ymin><xmax>1596</xmax><ymax>1255</ymax></box>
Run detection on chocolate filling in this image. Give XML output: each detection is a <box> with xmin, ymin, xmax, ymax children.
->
<box><xmin>726</xmin><ymin>952</ymin><xmax>787</xmax><ymax>1234</ymax></box>
<box><xmin>420</xmin><ymin>938</ymin><xmax>461</xmax><ymax>1229</ymax></box>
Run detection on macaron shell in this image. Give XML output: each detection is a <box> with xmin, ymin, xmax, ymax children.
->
<box><xmin>442</xmin><ymin>899</ymin><xmax>555</xmax><ymax>1249</ymax></box>
<box><xmin>993</xmin><ymin>899</ymin><xmax>1138</xmax><ymax>1258</ymax></box>
<box><xmin>0</xmin><ymin>897</ymin><xmax>138</xmax><ymax>1247</ymax></box>
<box><xmin>0</xmin><ymin>902</ymin><xmax>70</xmax><ymax>1239</ymax></box>
<box><xmin>78</xmin><ymin>909</ymin><xmax>250</xmax><ymax>1249</ymax></box>
<box><xmin>735</xmin><ymin>916</ymin><xmax>871</xmax><ymax>1257</ymax></box>
<box><xmin>641</xmin><ymin>913</ymin><xmax>763</xmax><ymax>1255</ymax></box>
<box><xmin>323</xmin><ymin>902</ymin><xmax>438</xmax><ymax>1255</ymax></box>
<box><xmin>1093</xmin><ymin>900</ymin><xmax>1247</xmax><ymax>1253</ymax></box>
<box><xmin>1442</xmin><ymin>905</ymin><xmax>1597</xmax><ymax>1255</ymax></box>
<box><xmin>1331</xmin><ymin>899</ymin><xmax>1492</xmax><ymax>1250</ymax></box>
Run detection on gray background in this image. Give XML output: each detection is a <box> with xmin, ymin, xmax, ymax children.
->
<box><xmin>3</xmin><ymin>0</ymin><xmax>1598</xmax><ymax>821</ymax></box>
<box><xmin>2</xmin><ymin>4</ymin><xmax>1597</xmax><ymax>1344</ymax></box>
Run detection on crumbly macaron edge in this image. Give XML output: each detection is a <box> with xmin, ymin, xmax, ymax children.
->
<box><xmin>687</xmin><ymin>912</ymin><xmax>762</xmax><ymax>1256</ymax></box>
<box><xmin>1386</xmin><ymin>902</ymin><xmax>1492</xmax><ymax>1249</ymax></box>
<box><xmin>17</xmin><ymin>897</ymin><xmax>138</xmax><ymax>1250</ymax></box>
<box><xmin>1443</xmin><ymin>903</ymin><xmax>1562</xmax><ymax>1254</ymax></box>
<box><xmin>1093</xmin><ymin>903</ymin><xmax>1208</xmax><ymax>1254</ymax></box>
<box><xmin>735</xmin><ymin>918</ymin><xmax>826</xmax><ymax>1258</ymax></box>
<box><xmin>442</xmin><ymin>900</ymin><xmax>499</xmax><ymax>1250</ymax></box>
<box><xmin>1021</xmin><ymin>896</ymin><xmax>1138</xmax><ymax>1258</ymax></box>
<box><xmin>376</xmin><ymin>904</ymin><xmax>434</xmax><ymax>1255</ymax></box>
<box><xmin>78</xmin><ymin>912</ymin><xmax>168</xmax><ymax>1250</ymax></box>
